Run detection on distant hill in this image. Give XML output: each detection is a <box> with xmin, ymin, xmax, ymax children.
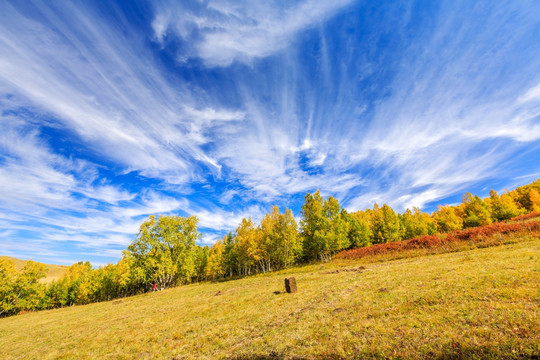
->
<box><xmin>0</xmin><ymin>256</ymin><xmax>68</xmax><ymax>284</ymax></box>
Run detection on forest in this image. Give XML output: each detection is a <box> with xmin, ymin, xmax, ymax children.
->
<box><xmin>1</xmin><ymin>179</ymin><xmax>539</xmax><ymax>317</ymax></box>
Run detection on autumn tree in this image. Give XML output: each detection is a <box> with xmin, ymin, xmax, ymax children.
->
<box><xmin>529</xmin><ymin>189</ymin><xmax>540</xmax><ymax>212</ymax></box>
<box><xmin>511</xmin><ymin>179</ymin><xmax>540</xmax><ymax>210</ymax></box>
<box><xmin>235</xmin><ymin>218</ymin><xmax>263</xmax><ymax>275</ymax></box>
<box><xmin>75</xmin><ymin>264</ymin><xmax>121</xmax><ymax>304</ymax></box>
<box><xmin>0</xmin><ymin>259</ymin><xmax>47</xmax><ymax>317</ymax></box>
<box><xmin>113</xmin><ymin>257</ymin><xmax>138</xmax><ymax>297</ymax></box>
<box><xmin>461</xmin><ymin>193</ymin><xmax>492</xmax><ymax>228</ymax></box>
<box><xmin>489</xmin><ymin>190</ymin><xmax>523</xmax><ymax>222</ymax></box>
<box><xmin>46</xmin><ymin>261</ymin><xmax>93</xmax><ymax>306</ymax></box>
<box><xmin>205</xmin><ymin>239</ymin><xmax>226</xmax><ymax>280</ymax></box>
<box><xmin>432</xmin><ymin>205</ymin><xmax>463</xmax><ymax>232</ymax></box>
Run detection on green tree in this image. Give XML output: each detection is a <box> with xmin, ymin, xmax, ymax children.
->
<box><xmin>222</xmin><ymin>232</ymin><xmax>238</xmax><ymax>277</ymax></box>
<box><xmin>400</xmin><ymin>207</ymin><xmax>435</xmax><ymax>239</ymax></box>
<box><xmin>371</xmin><ymin>203</ymin><xmax>403</xmax><ymax>243</ymax></box>
<box><xmin>300</xmin><ymin>190</ymin><xmax>325</xmax><ymax>261</ymax></box>
<box><xmin>300</xmin><ymin>190</ymin><xmax>350</xmax><ymax>262</ymax></box>
<box><xmin>125</xmin><ymin>214</ymin><xmax>200</xmax><ymax>290</ymax></box>
<box><xmin>348</xmin><ymin>210</ymin><xmax>373</xmax><ymax>248</ymax></box>
<box><xmin>260</xmin><ymin>206</ymin><xmax>301</xmax><ymax>270</ymax></box>
<box><xmin>325</xmin><ymin>197</ymin><xmax>351</xmax><ymax>253</ymax></box>
<box><xmin>193</xmin><ymin>245</ymin><xmax>210</xmax><ymax>282</ymax></box>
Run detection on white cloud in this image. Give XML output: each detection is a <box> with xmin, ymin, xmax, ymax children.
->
<box><xmin>519</xmin><ymin>82</ymin><xmax>540</xmax><ymax>103</ymax></box>
<box><xmin>152</xmin><ymin>0</ymin><xmax>354</xmax><ymax>66</ymax></box>
<box><xmin>341</xmin><ymin>1</ymin><xmax>540</xmax><ymax>211</ymax></box>
<box><xmin>193</xmin><ymin>205</ymin><xmax>265</xmax><ymax>232</ymax></box>
<box><xmin>0</xmin><ymin>109</ymin><xmax>193</xmax><ymax>262</ymax></box>
<box><xmin>0</xmin><ymin>2</ymin><xmax>245</xmax><ymax>184</ymax></box>
<box><xmin>1</xmin><ymin>0</ymin><xmax>540</xmax><ymax>265</ymax></box>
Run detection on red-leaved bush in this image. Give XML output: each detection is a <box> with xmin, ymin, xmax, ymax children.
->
<box><xmin>335</xmin><ymin>220</ymin><xmax>540</xmax><ymax>260</ymax></box>
<box><xmin>509</xmin><ymin>212</ymin><xmax>540</xmax><ymax>222</ymax></box>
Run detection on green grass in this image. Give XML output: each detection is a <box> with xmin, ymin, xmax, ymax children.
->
<box><xmin>0</xmin><ymin>256</ymin><xmax>68</xmax><ymax>284</ymax></box>
<box><xmin>1</xmin><ymin>237</ymin><xmax>539</xmax><ymax>359</ymax></box>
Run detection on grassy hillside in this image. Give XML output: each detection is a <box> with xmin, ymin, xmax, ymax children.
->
<box><xmin>0</xmin><ymin>256</ymin><xmax>68</xmax><ymax>284</ymax></box>
<box><xmin>1</xmin><ymin>236</ymin><xmax>538</xmax><ymax>359</ymax></box>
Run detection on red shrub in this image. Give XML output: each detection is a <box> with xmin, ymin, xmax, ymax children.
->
<box><xmin>510</xmin><ymin>212</ymin><xmax>540</xmax><ymax>222</ymax></box>
<box><xmin>335</xmin><ymin>220</ymin><xmax>540</xmax><ymax>260</ymax></box>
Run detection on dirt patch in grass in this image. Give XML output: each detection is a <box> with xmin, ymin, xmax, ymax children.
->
<box><xmin>322</xmin><ymin>266</ymin><xmax>365</xmax><ymax>274</ymax></box>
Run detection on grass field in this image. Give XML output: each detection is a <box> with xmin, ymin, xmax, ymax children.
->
<box><xmin>0</xmin><ymin>256</ymin><xmax>68</xmax><ymax>284</ymax></box>
<box><xmin>1</xmin><ymin>236</ymin><xmax>538</xmax><ymax>359</ymax></box>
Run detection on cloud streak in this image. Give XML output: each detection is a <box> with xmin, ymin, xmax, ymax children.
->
<box><xmin>1</xmin><ymin>0</ymin><xmax>540</xmax><ymax>265</ymax></box>
<box><xmin>152</xmin><ymin>0</ymin><xmax>355</xmax><ymax>67</ymax></box>
<box><xmin>0</xmin><ymin>1</ymin><xmax>246</xmax><ymax>184</ymax></box>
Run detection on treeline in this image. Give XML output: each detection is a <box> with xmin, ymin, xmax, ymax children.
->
<box><xmin>1</xmin><ymin>179</ymin><xmax>539</xmax><ymax>317</ymax></box>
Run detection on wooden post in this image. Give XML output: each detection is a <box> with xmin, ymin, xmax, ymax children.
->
<box><xmin>285</xmin><ymin>277</ymin><xmax>297</xmax><ymax>293</ymax></box>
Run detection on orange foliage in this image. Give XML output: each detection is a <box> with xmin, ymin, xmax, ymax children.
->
<box><xmin>335</xmin><ymin>220</ymin><xmax>540</xmax><ymax>260</ymax></box>
<box><xmin>510</xmin><ymin>212</ymin><xmax>540</xmax><ymax>222</ymax></box>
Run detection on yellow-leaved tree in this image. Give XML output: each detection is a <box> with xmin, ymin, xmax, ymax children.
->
<box><xmin>235</xmin><ymin>217</ymin><xmax>263</xmax><ymax>275</ymax></box>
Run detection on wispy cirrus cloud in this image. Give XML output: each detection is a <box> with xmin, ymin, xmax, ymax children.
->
<box><xmin>1</xmin><ymin>0</ymin><xmax>540</xmax><ymax>266</ymax></box>
<box><xmin>0</xmin><ymin>104</ymin><xmax>268</xmax><ymax>264</ymax></box>
<box><xmin>152</xmin><ymin>0</ymin><xmax>355</xmax><ymax>67</ymax></box>
<box><xmin>0</xmin><ymin>1</ymin><xmax>244</xmax><ymax>184</ymax></box>
<box><xmin>0</xmin><ymin>108</ymin><xmax>186</xmax><ymax>263</ymax></box>
<box><xmin>189</xmin><ymin>0</ymin><xmax>540</xmax><ymax>212</ymax></box>
<box><xmin>342</xmin><ymin>1</ymin><xmax>540</xmax><ymax>210</ymax></box>
<box><xmin>0</xmin><ymin>1</ymin><xmax>257</xmax><ymax>264</ymax></box>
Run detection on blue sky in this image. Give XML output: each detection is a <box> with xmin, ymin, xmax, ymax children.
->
<box><xmin>1</xmin><ymin>0</ymin><xmax>540</xmax><ymax>266</ymax></box>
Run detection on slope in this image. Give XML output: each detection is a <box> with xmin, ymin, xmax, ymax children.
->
<box><xmin>0</xmin><ymin>256</ymin><xmax>68</xmax><ymax>284</ymax></box>
<box><xmin>0</xmin><ymin>236</ymin><xmax>538</xmax><ymax>359</ymax></box>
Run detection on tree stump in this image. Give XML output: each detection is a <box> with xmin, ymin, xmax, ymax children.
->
<box><xmin>285</xmin><ymin>277</ymin><xmax>297</xmax><ymax>293</ymax></box>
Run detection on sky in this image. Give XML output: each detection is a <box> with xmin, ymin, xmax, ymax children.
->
<box><xmin>1</xmin><ymin>0</ymin><xmax>540</xmax><ymax>266</ymax></box>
